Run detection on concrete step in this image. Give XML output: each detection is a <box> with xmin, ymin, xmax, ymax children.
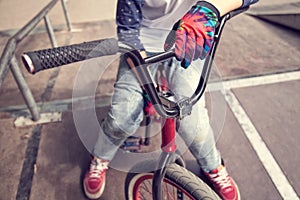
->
<box><xmin>247</xmin><ymin>2</ymin><xmax>300</xmax><ymax>31</ymax></box>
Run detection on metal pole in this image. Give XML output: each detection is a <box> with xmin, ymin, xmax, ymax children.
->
<box><xmin>44</xmin><ymin>15</ymin><xmax>58</xmax><ymax>48</ymax></box>
<box><xmin>61</xmin><ymin>0</ymin><xmax>72</xmax><ymax>31</ymax></box>
<box><xmin>0</xmin><ymin>0</ymin><xmax>58</xmax><ymax>88</ymax></box>
<box><xmin>0</xmin><ymin>39</ymin><xmax>16</xmax><ymax>87</ymax></box>
<box><xmin>10</xmin><ymin>56</ymin><xmax>40</xmax><ymax>121</ymax></box>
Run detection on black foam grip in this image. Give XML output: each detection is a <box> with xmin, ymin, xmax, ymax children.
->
<box><xmin>22</xmin><ymin>38</ymin><xmax>118</xmax><ymax>74</ymax></box>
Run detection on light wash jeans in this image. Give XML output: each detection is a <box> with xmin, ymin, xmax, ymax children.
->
<box><xmin>93</xmin><ymin>54</ymin><xmax>221</xmax><ymax>172</ymax></box>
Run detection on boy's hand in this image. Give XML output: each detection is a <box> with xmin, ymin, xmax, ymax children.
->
<box><xmin>164</xmin><ymin>2</ymin><xmax>219</xmax><ymax>68</ymax></box>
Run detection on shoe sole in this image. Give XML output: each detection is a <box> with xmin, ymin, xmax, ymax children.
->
<box><xmin>83</xmin><ymin>181</ymin><xmax>106</xmax><ymax>199</ymax></box>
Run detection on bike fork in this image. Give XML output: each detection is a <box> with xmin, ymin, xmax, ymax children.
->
<box><xmin>152</xmin><ymin>117</ymin><xmax>177</xmax><ymax>200</ymax></box>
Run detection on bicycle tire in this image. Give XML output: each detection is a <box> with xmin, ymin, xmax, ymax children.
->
<box><xmin>127</xmin><ymin>163</ymin><xmax>221</xmax><ymax>200</ymax></box>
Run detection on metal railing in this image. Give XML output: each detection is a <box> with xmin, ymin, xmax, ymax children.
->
<box><xmin>0</xmin><ymin>0</ymin><xmax>72</xmax><ymax>121</ymax></box>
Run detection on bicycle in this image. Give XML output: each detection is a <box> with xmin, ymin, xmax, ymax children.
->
<box><xmin>22</xmin><ymin>6</ymin><xmax>248</xmax><ymax>200</ymax></box>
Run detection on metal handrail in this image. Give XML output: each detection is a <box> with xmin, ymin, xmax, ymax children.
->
<box><xmin>0</xmin><ymin>0</ymin><xmax>72</xmax><ymax>121</ymax></box>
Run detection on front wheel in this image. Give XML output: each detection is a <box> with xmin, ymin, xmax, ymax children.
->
<box><xmin>127</xmin><ymin>163</ymin><xmax>221</xmax><ymax>200</ymax></box>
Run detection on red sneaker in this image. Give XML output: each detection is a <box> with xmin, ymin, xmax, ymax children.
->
<box><xmin>83</xmin><ymin>158</ymin><xmax>109</xmax><ymax>199</ymax></box>
<box><xmin>205</xmin><ymin>165</ymin><xmax>240</xmax><ymax>200</ymax></box>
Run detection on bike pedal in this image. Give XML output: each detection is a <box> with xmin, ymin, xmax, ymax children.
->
<box><xmin>121</xmin><ymin>136</ymin><xmax>143</xmax><ymax>153</ymax></box>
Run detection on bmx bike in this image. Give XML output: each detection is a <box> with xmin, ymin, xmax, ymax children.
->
<box><xmin>22</xmin><ymin>6</ymin><xmax>248</xmax><ymax>200</ymax></box>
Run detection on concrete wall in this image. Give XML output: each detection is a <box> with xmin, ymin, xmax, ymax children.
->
<box><xmin>0</xmin><ymin>0</ymin><xmax>117</xmax><ymax>31</ymax></box>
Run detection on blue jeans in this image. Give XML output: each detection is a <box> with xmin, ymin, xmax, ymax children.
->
<box><xmin>93</xmin><ymin>54</ymin><xmax>221</xmax><ymax>172</ymax></box>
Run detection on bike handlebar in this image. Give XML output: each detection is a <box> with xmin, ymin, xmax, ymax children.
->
<box><xmin>228</xmin><ymin>6</ymin><xmax>249</xmax><ymax>19</ymax></box>
<box><xmin>22</xmin><ymin>38</ymin><xmax>119</xmax><ymax>74</ymax></box>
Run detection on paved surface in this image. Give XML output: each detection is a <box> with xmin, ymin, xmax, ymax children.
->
<box><xmin>0</xmin><ymin>0</ymin><xmax>300</xmax><ymax>200</ymax></box>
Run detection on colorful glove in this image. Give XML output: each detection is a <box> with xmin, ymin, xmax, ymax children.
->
<box><xmin>164</xmin><ymin>1</ymin><xmax>219</xmax><ymax>68</ymax></box>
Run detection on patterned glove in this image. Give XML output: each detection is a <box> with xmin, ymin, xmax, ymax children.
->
<box><xmin>164</xmin><ymin>1</ymin><xmax>219</xmax><ymax>68</ymax></box>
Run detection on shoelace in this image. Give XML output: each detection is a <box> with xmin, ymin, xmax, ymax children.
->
<box><xmin>208</xmin><ymin>167</ymin><xmax>232</xmax><ymax>190</ymax></box>
<box><xmin>89</xmin><ymin>159</ymin><xmax>109</xmax><ymax>178</ymax></box>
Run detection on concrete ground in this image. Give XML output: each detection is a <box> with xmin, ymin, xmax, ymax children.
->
<box><xmin>0</xmin><ymin>0</ymin><xmax>300</xmax><ymax>200</ymax></box>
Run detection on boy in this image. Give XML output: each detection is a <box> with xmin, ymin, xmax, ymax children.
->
<box><xmin>83</xmin><ymin>0</ymin><xmax>258</xmax><ymax>199</ymax></box>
